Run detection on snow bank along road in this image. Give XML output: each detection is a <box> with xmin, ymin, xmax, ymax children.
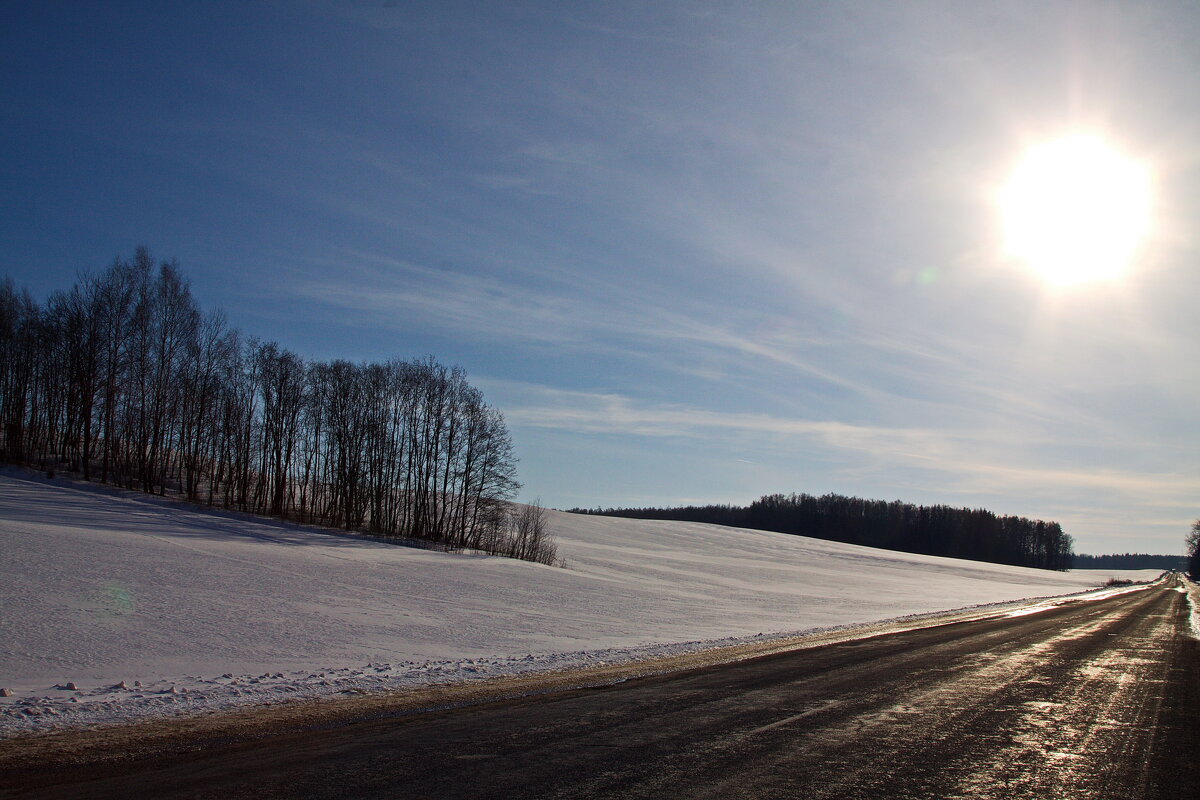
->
<box><xmin>6</xmin><ymin>577</ymin><xmax>1197</xmax><ymax>799</ymax></box>
<box><xmin>0</xmin><ymin>469</ymin><xmax>1157</xmax><ymax>737</ymax></box>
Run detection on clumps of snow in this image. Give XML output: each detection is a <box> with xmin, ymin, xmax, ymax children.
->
<box><xmin>1180</xmin><ymin>576</ymin><xmax>1200</xmax><ymax>639</ymax></box>
<box><xmin>0</xmin><ymin>469</ymin><xmax>1162</xmax><ymax>738</ymax></box>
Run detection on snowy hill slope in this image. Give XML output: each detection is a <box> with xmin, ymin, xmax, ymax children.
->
<box><xmin>0</xmin><ymin>470</ymin><xmax>1158</xmax><ymax>735</ymax></box>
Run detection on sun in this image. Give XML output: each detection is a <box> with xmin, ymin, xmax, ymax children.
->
<box><xmin>1000</xmin><ymin>135</ymin><xmax>1151</xmax><ymax>286</ymax></box>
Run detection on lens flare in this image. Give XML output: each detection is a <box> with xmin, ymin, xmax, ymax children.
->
<box><xmin>99</xmin><ymin>581</ymin><xmax>136</xmax><ymax>618</ymax></box>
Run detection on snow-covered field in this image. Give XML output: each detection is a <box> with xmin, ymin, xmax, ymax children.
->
<box><xmin>0</xmin><ymin>469</ymin><xmax>1159</xmax><ymax>737</ymax></box>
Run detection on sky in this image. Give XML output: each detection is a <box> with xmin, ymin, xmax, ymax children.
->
<box><xmin>2</xmin><ymin>1</ymin><xmax>1197</xmax><ymax>554</ymax></box>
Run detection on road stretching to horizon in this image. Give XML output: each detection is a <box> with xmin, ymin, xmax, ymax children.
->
<box><xmin>5</xmin><ymin>576</ymin><xmax>1198</xmax><ymax>799</ymax></box>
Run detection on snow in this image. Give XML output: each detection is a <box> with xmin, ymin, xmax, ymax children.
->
<box><xmin>0</xmin><ymin>469</ymin><xmax>1160</xmax><ymax>737</ymax></box>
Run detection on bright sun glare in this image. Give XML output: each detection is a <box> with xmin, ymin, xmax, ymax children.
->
<box><xmin>1000</xmin><ymin>135</ymin><xmax>1151</xmax><ymax>286</ymax></box>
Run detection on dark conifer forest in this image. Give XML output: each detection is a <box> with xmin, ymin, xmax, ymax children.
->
<box><xmin>570</xmin><ymin>492</ymin><xmax>1075</xmax><ymax>570</ymax></box>
<box><xmin>1071</xmin><ymin>553</ymin><xmax>1185</xmax><ymax>571</ymax></box>
<box><xmin>0</xmin><ymin>249</ymin><xmax>557</xmax><ymax>564</ymax></box>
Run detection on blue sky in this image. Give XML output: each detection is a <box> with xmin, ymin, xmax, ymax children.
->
<box><xmin>3</xmin><ymin>1</ymin><xmax>1198</xmax><ymax>553</ymax></box>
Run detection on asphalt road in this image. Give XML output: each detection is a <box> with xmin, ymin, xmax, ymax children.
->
<box><xmin>6</xmin><ymin>577</ymin><xmax>1198</xmax><ymax>799</ymax></box>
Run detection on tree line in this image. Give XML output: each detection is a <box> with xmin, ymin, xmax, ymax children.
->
<box><xmin>570</xmin><ymin>491</ymin><xmax>1074</xmax><ymax>570</ymax></box>
<box><xmin>0</xmin><ymin>249</ymin><xmax>557</xmax><ymax>565</ymax></box>
<box><xmin>1071</xmin><ymin>553</ymin><xmax>1185</xmax><ymax>571</ymax></box>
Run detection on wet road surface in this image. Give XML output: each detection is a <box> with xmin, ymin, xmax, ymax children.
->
<box><xmin>6</xmin><ymin>577</ymin><xmax>1198</xmax><ymax>799</ymax></box>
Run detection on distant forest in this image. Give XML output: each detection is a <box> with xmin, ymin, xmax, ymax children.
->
<box><xmin>1071</xmin><ymin>553</ymin><xmax>1185</xmax><ymax>571</ymax></box>
<box><xmin>0</xmin><ymin>249</ymin><xmax>557</xmax><ymax>565</ymax></box>
<box><xmin>569</xmin><ymin>492</ymin><xmax>1074</xmax><ymax>570</ymax></box>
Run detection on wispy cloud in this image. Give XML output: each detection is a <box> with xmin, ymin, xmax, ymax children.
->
<box><xmin>492</xmin><ymin>381</ymin><xmax>1200</xmax><ymax>506</ymax></box>
<box><xmin>288</xmin><ymin>243</ymin><xmax>1194</xmax><ymax>475</ymax></box>
<box><xmin>288</xmin><ymin>248</ymin><xmax>898</xmax><ymax>400</ymax></box>
<box><xmin>292</xmin><ymin>252</ymin><xmax>592</xmax><ymax>347</ymax></box>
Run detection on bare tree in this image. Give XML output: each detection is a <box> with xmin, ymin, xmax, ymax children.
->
<box><xmin>1</xmin><ymin>254</ymin><xmax>554</xmax><ymax>564</ymax></box>
<box><xmin>506</xmin><ymin>500</ymin><xmax>557</xmax><ymax>565</ymax></box>
<box><xmin>1186</xmin><ymin>520</ymin><xmax>1200</xmax><ymax>578</ymax></box>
